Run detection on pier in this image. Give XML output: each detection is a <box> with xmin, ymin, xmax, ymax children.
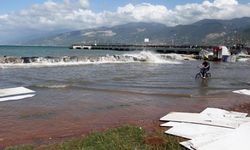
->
<box><xmin>70</xmin><ymin>44</ymin><xmax>250</xmax><ymax>55</ymax></box>
<box><xmin>70</xmin><ymin>44</ymin><xmax>213</xmax><ymax>54</ymax></box>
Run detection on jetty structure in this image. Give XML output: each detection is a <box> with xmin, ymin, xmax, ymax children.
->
<box><xmin>69</xmin><ymin>43</ymin><xmax>214</xmax><ymax>55</ymax></box>
<box><xmin>69</xmin><ymin>43</ymin><xmax>250</xmax><ymax>62</ymax></box>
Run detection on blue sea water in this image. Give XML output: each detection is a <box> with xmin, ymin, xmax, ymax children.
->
<box><xmin>0</xmin><ymin>45</ymin><xmax>126</xmax><ymax>57</ymax></box>
<box><xmin>0</xmin><ymin>45</ymin><xmax>249</xmax><ymax>97</ymax></box>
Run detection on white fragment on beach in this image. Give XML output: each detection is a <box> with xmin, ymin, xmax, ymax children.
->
<box><xmin>160</xmin><ymin>121</ymin><xmax>181</xmax><ymax>127</ymax></box>
<box><xmin>197</xmin><ymin>122</ymin><xmax>250</xmax><ymax>150</ymax></box>
<box><xmin>160</xmin><ymin>112</ymin><xmax>249</xmax><ymax>129</ymax></box>
<box><xmin>0</xmin><ymin>87</ymin><xmax>35</xmax><ymax>97</ymax></box>
<box><xmin>0</xmin><ymin>94</ymin><xmax>35</xmax><ymax>102</ymax></box>
<box><xmin>201</xmin><ymin>107</ymin><xmax>248</xmax><ymax>118</ymax></box>
<box><xmin>160</xmin><ymin>108</ymin><xmax>250</xmax><ymax>150</ymax></box>
<box><xmin>164</xmin><ymin>122</ymin><xmax>233</xmax><ymax>139</ymax></box>
<box><xmin>233</xmin><ymin>89</ymin><xmax>250</xmax><ymax>96</ymax></box>
<box><xmin>0</xmin><ymin>87</ymin><xmax>35</xmax><ymax>102</ymax></box>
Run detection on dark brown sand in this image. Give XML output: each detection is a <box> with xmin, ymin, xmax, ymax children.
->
<box><xmin>0</xmin><ymin>92</ymin><xmax>249</xmax><ymax>149</ymax></box>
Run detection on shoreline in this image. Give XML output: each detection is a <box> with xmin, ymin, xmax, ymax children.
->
<box><xmin>1</xmin><ymin>92</ymin><xmax>250</xmax><ymax>149</ymax></box>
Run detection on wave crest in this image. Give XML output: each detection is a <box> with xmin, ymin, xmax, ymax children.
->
<box><xmin>0</xmin><ymin>51</ymin><xmax>189</xmax><ymax>68</ymax></box>
<box><xmin>33</xmin><ymin>84</ymin><xmax>70</xmax><ymax>89</ymax></box>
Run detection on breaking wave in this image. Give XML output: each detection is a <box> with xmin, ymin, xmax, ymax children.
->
<box><xmin>33</xmin><ymin>84</ymin><xmax>70</xmax><ymax>89</ymax></box>
<box><xmin>0</xmin><ymin>51</ymin><xmax>190</xmax><ymax>68</ymax></box>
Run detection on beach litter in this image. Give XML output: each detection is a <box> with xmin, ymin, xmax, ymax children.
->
<box><xmin>233</xmin><ymin>89</ymin><xmax>250</xmax><ymax>96</ymax></box>
<box><xmin>0</xmin><ymin>87</ymin><xmax>35</xmax><ymax>102</ymax></box>
<box><xmin>160</xmin><ymin>108</ymin><xmax>250</xmax><ymax>150</ymax></box>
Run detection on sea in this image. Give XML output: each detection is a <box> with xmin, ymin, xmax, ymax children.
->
<box><xmin>0</xmin><ymin>45</ymin><xmax>250</xmax><ymax>147</ymax></box>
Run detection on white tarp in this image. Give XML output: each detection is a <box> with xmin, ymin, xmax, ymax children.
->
<box><xmin>233</xmin><ymin>89</ymin><xmax>250</xmax><ymax>96</ymax></box>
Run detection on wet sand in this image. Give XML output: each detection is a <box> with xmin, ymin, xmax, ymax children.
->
<box><xmin>0</xmin><ymin>92</ymin><xmax>250</xmax><ymax>149</ymax></box>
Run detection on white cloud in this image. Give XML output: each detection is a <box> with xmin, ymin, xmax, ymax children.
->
<box><xmin>162</xmin><ymin>0</ymin><xmax>249</xmax><ymax>25</ymax></box>
<box><xmin>1</xmin><ymin>0</ymin><xmax>250</xmax><ymax>43</ymax></box>
<box><xmin>118</xmin><ymin>3</ymin><xmax>170</xmax><ymax>22</ymax></box>
<box><xmin>0</xmin><ymin>14</ymin><xmax>8</xmax><ymax>19</ymax></box>
<box><xmin>79</xmin><ymin>0</ymin><xmax>89</xmax><ymax>8</ymax></box>
<box><xmin>213</xmin><ymin>0</ymin><xmax>238</xmax><ymax>7</ymax></box>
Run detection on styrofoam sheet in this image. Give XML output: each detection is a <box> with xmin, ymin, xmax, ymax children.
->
<box><xmin>161</xmin><ymin>108</ymin><xmax>250</xmax><ymax>150</ymax></box>
<box><xmin>180</xmin><ymin>141</ymin><xmax>195</xmax><ymax>150</ymax></box>
<box><xmin>0</xmin><ymin>94</ymin><xmax>35</xmax><ymax>102</ymax></box>
<box><xmin>160</xmin><ymin>122</ymin><xmax>181</xmax><ymax>127</ymax></box>
<box><xmin>197</xmin><ymin>122</ymin><xmax>250</xmax><ymax>150</ymax></box>
<box><xmin>233</xmin><ymin>89</ymin><xmax>250</xmax><ymax>96</ymax></box>
<box><xmin>161</xmin><ymin>108</ymin><xmax>247</xmax><ymax>127</ymax></box>
<box><xmin>160</xmin><ymin>112</ymin><xmax>249</xmax><ymax>128</ymax></box>
<box><xmin>161</xmin><ymin>107</ymin><xmax>248</xmax><ymax>127</ymax></box>
<box><xmin>161</xmin><ymin>108</ymin><xmax>248</xmax><ymax>128</ymax></box>
<box><xmin>165</xmin><ymin>122</ymin><xmax>233</xmax><ymax>139</ymax></box>
<box><xmin>179</xmin><ymin>121</ymin><xmax>250</xmax><ymax>150</ymax></box>
<box><xmin>201</xmin><ymin>107</ymin><xmax>247</xmax><ymax>118</ymax></box>
<box><xmin>182</xmin><ymin>131</ymin><xmax>232</xmax><ymax>149</ymax></box>
<box><xmin>0</xmin><ymin>87</ymin><xmax>35</xmax><ymax>97</ymax></box>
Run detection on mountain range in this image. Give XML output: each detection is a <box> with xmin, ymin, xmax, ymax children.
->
<box><xmin>25</xmin><ymin>17</ymin><xmax>250</xmax><ymax>46</ymax></box>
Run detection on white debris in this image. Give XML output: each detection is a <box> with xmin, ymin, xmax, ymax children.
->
<box><xmin>160</xmin><ymin>108</ymin><xmax>250</xmax><ymax>150</ymax></box>
<box><xmin>198</xmin><ymin>122</ymin><xmax>250</xmax><ymax>150</ymax></box>
<box><xmin>161</xmin><ymin>121</ymin><xmax>181</xmax><ymax>127</ymax></box>
<box><xmin>0</xmin><ymin>87</ymin><xmax>35</xmax><ymax>97</ymax></box>
<box><xmin>201</xmin><ymin>107</ymin><xmax>248</xmax><ymax>118</ymax></box>
<box><xmin>0</xmin><ymin>87</ymin><xmax>35</xmax><ymax>102</ymax></box>
<box><xmin>160</xmin><ymin>112</ymin><xmax>249</xmax><ymax>129</ymax></box>
<box><xmin>0</xmin><ymin>94</ymin><xmax>35</xmax><ymax>102</ymax></box>
<box><xmin>165</xmin><ymin>122</ymin><xmax>233</xmax><ymax>139</ymax></box>
<box><xmin>233</xmin><ymin>89</ymin><xmax>250</xmax><ymax>96</ymax></box>
<box><xmin>181</xmin><ymin>132</ymin><xmax>231</xmax><ymax>149</ymax></box>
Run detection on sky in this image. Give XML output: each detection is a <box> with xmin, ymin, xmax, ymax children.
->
<box><xmin>0</xmin><ymin>0</ymin><xmax>250</xmax><ymax>43</ymax></box>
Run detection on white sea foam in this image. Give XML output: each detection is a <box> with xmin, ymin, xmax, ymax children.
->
<box><xmin>123</xmin><ymin>51</ymin><xmax>182</xmax><ymax>64</ymax></box>
<box><xmin>162</xmin><ymin>53</ymin><xmax>196</xmax><ymax>61</ymax></box>
<box><xmin>35</xmin><ymin>84</ymin><xmax>70</xmax><ymax>89</ymax></box>
<box><xmin>0</xmin><ymin>51</ymin><xmax>184</xmax><ymax>68</ymax></box>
